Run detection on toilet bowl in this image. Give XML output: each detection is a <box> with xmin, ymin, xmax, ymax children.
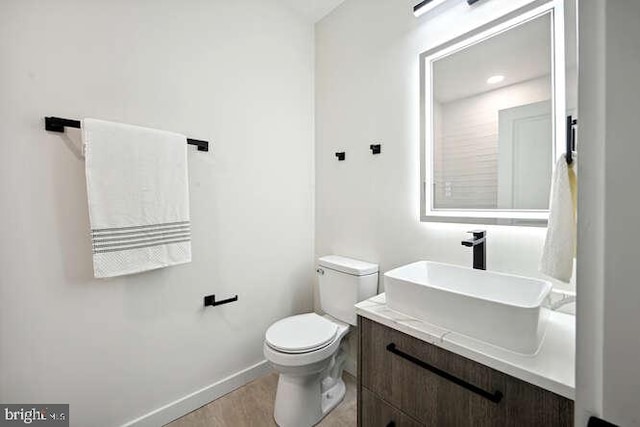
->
<box><xmin>264</xmin><ymin>255</ymin><xmax>378</xmax><ymax>427</ymax></box>
<box><xmin>264</xmin><ymin>313</ymin><xmax>350</xmax><ymax>427</ymax></box>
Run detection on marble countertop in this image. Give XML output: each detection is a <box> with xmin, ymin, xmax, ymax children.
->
<box><xmin>355</xmin><ymin>293</ymin><xmax>575</xmax><ymax>400</ymax></box>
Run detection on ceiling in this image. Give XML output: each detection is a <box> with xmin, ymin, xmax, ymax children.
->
<box><xmin>433</xmin><ymin>13</ymin><xmax>552</xmax><ymax>103</ymax></box>
<box><xmin>279</xmin><ymin>0</ymin><xmax>346</xmax><ymax>23</ymax></box>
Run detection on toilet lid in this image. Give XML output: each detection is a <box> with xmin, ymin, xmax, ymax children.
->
<box><xmin>265</xmin><ymin>313</ymin><xmax>338</xmax><ymax>354</ymax></box>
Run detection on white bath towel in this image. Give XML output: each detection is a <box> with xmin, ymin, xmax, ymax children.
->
<box><xmin>83</xmin><ymin>118</ymin><xmax>191</xmax><ymax>278</ymax></box>
<box><xmin>540</xmin><ymin>155</ymin><xmax>576</xmax><ymax>282</ymax></box>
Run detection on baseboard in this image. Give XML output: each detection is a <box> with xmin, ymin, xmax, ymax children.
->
<box><xmin>121</xmin><ymin>360</ymin><xmax>272</xmax><ymax>427</ymax></box>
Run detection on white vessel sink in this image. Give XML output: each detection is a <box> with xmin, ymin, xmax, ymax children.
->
<box><xmin>385</xmin><ymin>261</ymin><xmax>552</xmax><ymax>355</ymax></box>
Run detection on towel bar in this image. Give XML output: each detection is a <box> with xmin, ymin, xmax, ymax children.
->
<box><xmin>45</xmin><ymin>116</ymin><xmax>210</xmax><ymax>152</ymax></box>
<box><xmin>566</xmin><ymin>115</ymin><xmax>577</xmax><ymax>164</ymax></box>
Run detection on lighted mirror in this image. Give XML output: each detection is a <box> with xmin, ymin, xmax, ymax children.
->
<box><xmin>420</xmin><ymin>2</ymin><xmax>565</xmax><ymax>225</ymax></box>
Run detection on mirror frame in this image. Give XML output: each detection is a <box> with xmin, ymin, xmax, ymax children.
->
<box><xmin>420</xmin><ymin>0</ymin><xmax>565</xmax><ymax>226</ymax></box>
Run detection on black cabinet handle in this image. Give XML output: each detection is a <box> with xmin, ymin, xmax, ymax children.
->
<box><xmin>588</xmin><ymin>416</ymin><xmax>618</xmax><ymax>427</ymax></box>
<box><xmin>386</xmin><ymin>343</ymin><xmax>503</xmax><ymax>404</ymax></box>
<box><xmin>386</xmin><ymin>422</ymin><xmax>395</xmax><ymax>427</ymax></box>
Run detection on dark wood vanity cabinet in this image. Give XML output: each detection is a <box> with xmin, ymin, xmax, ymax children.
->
<box><xmin>357</xmin><ymin>316</ymin><xmax>574</xmax><ymax>427</ymax></box>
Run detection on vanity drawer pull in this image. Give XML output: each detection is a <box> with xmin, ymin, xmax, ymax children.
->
<box><xmin>386</xmin><ymin>343</ymin><xmax>504</xmax><ymax>404</ymax></box>
<box><xmin>386</xmin><ymin>422</ymin><xmax>395</xmax><ymax>427</ymax></box>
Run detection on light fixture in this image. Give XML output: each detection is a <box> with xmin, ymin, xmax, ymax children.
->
<box><xmin>414</xmin><ymin>0</ymin><xmax>483</xmax><ymax>18</ymax></box>
<box><xmin>413</xmin><ymin>0</ymin><xmax>449</xmax><ymax>17</ymax></box>
<box><xmin>486</xmin><ymin>75</ymin><xmax>505</xmax><ymax>84</ymax></box>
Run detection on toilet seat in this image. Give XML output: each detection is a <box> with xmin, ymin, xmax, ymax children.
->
<box><xmin>265</xmin><ymin>313</ymin><xmax>338</xmax><ymax>354</ymax></box>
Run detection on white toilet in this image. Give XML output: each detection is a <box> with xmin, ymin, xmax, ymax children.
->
<box><xmin>263</xmin><ymin>255</ymin><xmax>378</xmax><ymax>427</ymax></box>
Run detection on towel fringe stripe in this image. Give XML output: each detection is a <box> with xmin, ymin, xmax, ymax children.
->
<box><xmin>91</xmin><ymin>221</ymin><xmax>191</xmax><ymax>254</ymax></box>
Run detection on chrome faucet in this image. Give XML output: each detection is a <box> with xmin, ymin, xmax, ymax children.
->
<box><xmin>461</xmin><ymin>230</ymin><xmax>486</xmax><ymax>270</ymax></box>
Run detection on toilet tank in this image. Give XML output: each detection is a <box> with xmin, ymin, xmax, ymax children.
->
<box><xmin>317</xmin><ymin>255</ymin><xmax>379</xmax><ymax>325</ymax></box>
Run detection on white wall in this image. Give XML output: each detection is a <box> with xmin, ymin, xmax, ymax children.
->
<box><xmin>575</xmin><ymin>3</ymin><xmax>605</xmax><ymax>425</ymax></box>
<box><xmin>577</xmin><ymin>2</ymin><xmax>640</xmax><ymax>426</ymax></box>
<box><xmin>0</xmin><ymin>1</ymin><xmax>314</xmax><ymax>426</ymax></box>
<box><xmin>602</xmin><ymin>3</ymin><xmax>640</xmax><ymax>423</ymax></box>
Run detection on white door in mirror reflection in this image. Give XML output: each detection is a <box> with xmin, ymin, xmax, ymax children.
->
<box><xmin>497</xmin><ymin>100</ymin><xmax>552</xmax><ymax>210</ymax></box>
